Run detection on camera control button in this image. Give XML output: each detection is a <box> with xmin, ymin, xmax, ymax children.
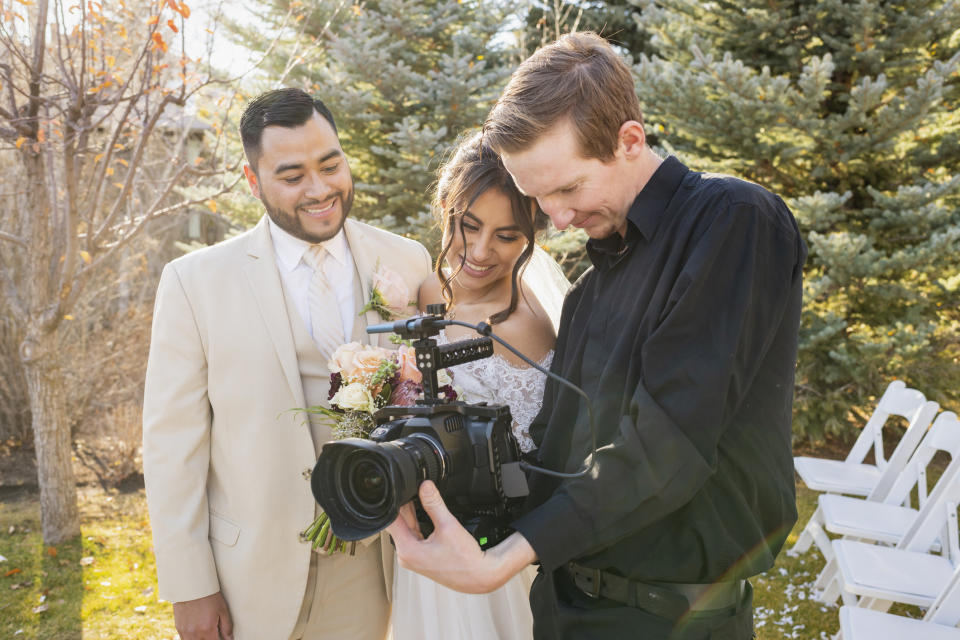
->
<box><xmin>302</xmin><ymin>468</ymin><xmax>312</xmax><ymax>480</ymax></box>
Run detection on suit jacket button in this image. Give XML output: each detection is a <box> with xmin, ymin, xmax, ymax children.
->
<box><xmin>302</xmin><ymin>468</ymin><xmax>312</xmax><ymax>480</ymax></box>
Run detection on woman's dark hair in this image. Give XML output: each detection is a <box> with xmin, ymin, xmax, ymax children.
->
<box><xmin>434</xmin><ymin>131</ymin><xmax>549</xmax><ymax>325</ymax></box>
<box><xmin>239</xmin><ymin>88</ymin><xmax>338</xmax><ymax>170</ymax></box>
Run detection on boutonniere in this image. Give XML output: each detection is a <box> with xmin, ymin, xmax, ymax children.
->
<box><xmin>359</xmin><ymin>262</ymin><xmax>415</xmax><ymax>321</ymax></box>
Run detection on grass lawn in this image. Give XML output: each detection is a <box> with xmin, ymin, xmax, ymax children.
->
<box><xmin>0</xmin><ymin>481</ymin><xmax>918</xmax><ymax>639</ymax></box>
<box><xmin>0</xmin><ymin>487</ymin><xmax>176</xmax><ymax>640</ymax></box>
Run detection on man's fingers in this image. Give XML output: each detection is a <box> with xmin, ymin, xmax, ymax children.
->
<box><xmin>219</xmin><ymin>605</ymin><xmax>234</xmax><ymax>640</ymax></box>
<box><xmin>418</xmin><ymin>480</ymin><xmax>454</xmax><ymax>530</ymax></box>
<box><xmin>397</xmin><ymin>501</ymin><xmax>423</xmax><ymax>539</ymax></box>
<box><xmin>387</xmin><ymin>513</ymin><xmax>422</xmax><ymax>565</ymax></box>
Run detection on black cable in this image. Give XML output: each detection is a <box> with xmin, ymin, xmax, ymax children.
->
<box><xmin>444</xmin><ymin>319</ymin><xmax>597</xmax><ymax>480</ymax></box>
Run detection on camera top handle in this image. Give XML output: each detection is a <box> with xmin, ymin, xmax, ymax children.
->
<box><xmin>368</xmin><ymin>304</ymin><xmax>597</xmax><ymax>481</ymax></box>
<box><xmin>368</xmin><ymin>303</ymin><xmax>494</xmax><ymax>403</ymax></box>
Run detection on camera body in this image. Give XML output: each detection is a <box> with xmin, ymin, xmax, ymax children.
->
<box><xmin>311</xmin><ymin>307</ymin><xmax>530</xmax><ymax>549</ymax></box>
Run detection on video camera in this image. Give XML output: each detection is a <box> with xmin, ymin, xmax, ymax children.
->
<box><xmin>310</xmin><ymin>304</ymin><xmax>529</xmax><ymax>550</ymax></box>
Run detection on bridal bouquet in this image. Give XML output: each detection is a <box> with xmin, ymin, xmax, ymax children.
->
<box><xmin>301</xmin><ymin>341</ymin><xmax>457</xmax><ymax>554</ymax></box>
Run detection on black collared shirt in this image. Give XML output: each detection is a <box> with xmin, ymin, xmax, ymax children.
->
<box><xmin>513</xmin><ymin>156</ymin><xmax>806</xmax><ymax>583</ymax></box>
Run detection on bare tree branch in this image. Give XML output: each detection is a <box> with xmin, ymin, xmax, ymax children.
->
<box><xmin>0</xmin><ymin>231</ymin><xmax>28</xmax><ymax>247</ymax></box>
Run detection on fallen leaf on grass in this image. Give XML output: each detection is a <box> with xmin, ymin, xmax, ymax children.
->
<box><xmin>80</xmin><ymin>556</ymin><xmax>94</xmax><ymax>566</ymax></box>
<box><xmin>47</xmin><ymin>547</ymin><xmax>57</xmax><ymax>557</ymax></box>
<box><xmin>32</xmin><ymin>604</ymin><xmax>48</xmax><ymax>614</ymax></box>
<box><xmin>4</xmin><ymin>568</ymin><xmax>22</xmax><ymax>577</ymax></box>
<box><xmin>134</xmin><ymin>605</ymin><xmax>147</xmax><ymax>613</ymax></box>
<box><xmin>141</xmin><ymin>586</ymin><xmax>154</xmax><ymax>596</ymax></box>
<box><xmin>0</xmin><ymin>554</ymin><xmax>7</xmax><ymax>562</ymax></box>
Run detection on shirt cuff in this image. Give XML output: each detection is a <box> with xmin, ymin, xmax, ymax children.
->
<box><xmin>512</xmin><ymin>492</ymin><xmax>593</xmax><ymax>572</ymax></box>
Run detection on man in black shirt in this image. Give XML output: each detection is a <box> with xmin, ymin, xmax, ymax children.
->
<box><xmin>388</xmin><ymin>32</ymin><xmax>805</xmax><ymax>639</ymax></box>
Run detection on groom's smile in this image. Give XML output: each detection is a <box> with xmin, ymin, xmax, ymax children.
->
<box><xmin>244</xmin><ymin>111</ymin><xmax>354</xmax><ymax>243</ymax></box>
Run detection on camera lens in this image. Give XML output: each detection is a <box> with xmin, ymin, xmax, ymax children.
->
<box><xmin>342</xmin><ymin>454</ymin><xmax>390</xmax><ymax>518</ymax></box>
<box><xmin>312</xmin><ymin>434</ymin><xmax>448</xmax><ymax>541</ymax></box>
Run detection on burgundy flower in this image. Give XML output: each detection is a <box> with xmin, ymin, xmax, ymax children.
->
<box><xmin>389</xmin><ymin>379</ymin><xmax>422</xmax><ymax>407</ymax></box>
<box><xmin>328</xmin><ymin>372</ymin><xmax>343</xmax><ymax>401</ymax></box>
<box><xmin>438</xmin><ymin>385</ymin><xmax>458</xmax><ymax>402</ymax></box>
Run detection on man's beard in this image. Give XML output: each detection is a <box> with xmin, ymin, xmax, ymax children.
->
<box><xmin>262</xmin><ymin>186</ymin><xmax>353</xmax><ymax>244</ymax></box>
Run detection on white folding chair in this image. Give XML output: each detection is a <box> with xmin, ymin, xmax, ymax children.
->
<box><xmin>790</xmin><ymin>381</ymin><xmax>938</xmax><ymax>556</ymax></box>
<box><xmin>824</xmin><ymin>452</ymin><xmax>960</xmax><ymax>610</ymax></box>
<box><xmin>838</xmin><ymin>561</ymin><xmax>960</xmax><ymax>639</ymax></box>
<box><xmin>809</xmin><ymin>412</ymin><xmax>959</xmax><ymax>597</ymax></box>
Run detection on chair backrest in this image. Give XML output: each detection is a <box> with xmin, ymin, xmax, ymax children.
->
<box><xmin>899</xmin><ymin>450</ymin><xmax>960</xmax><ymax>564</ymax></box>
<box><xmin>882</xmin><ymin>412</ymin><xmax>960</xmax><ymax>508</ymax></box>
<box><xmin>845</xmin><ymin>380</ymin><xmax>929</xmax><ymax>469</ymax></box>
<box><xmin>925</xmin><ymin>561</ymin><xmax>960</xmax><ymax>625</ymax></box>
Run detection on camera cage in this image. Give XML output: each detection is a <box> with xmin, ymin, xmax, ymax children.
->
<box><xmin>312</xmin><ymin>304</ymin><xmax>530</xmax><ymax>546</ymax></box>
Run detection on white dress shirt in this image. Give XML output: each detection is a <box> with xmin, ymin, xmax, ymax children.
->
<box><xmin>268</xmin><ymin>218</ymin><xmax>356</xmax><ymax>344</ymax></box>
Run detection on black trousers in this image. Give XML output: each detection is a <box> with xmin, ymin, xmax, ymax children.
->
<box><xmin>530</xmin><ymin>567</ymin><xmax>755</xmax><ymax>640</ymax></box>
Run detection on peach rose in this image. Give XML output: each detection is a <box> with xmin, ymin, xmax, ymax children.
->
<box><xmin>351</xmin><ymin>345</ymin><xmax>393</xmax><ymax>379</ymax></box>
<box><xmin>372</xmin><ymin>267</ymin><xmax>411</xmax><ymax>314</ymax></box>
<box><xmin>327</xmin><ymin>342</ymin><xmax>364</xmax><ymax>377</ymax></box>
<box><xmin>396</xmin><ymin>344</ymin><xmax>423</xmax><ymax>384</ymax></box>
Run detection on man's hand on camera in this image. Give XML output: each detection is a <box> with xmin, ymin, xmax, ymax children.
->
<box><xmin>387</xmin><ymin>480</ymin><xmax>537</xmax><ymax>594</ymax></box>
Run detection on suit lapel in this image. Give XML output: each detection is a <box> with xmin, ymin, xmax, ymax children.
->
<box><xmin>243</xmin><ymin>217</ymin><xmax>306</xmax><ymax>409</ymax></box>
<box><xmin>344</xmin><ymin>219</ymin><xmax>385</xmax><ymax>348</ymax></box>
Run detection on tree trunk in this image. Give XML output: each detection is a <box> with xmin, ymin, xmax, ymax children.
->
<box><xmin>22</xmin><ymin>331</ymin><xmax>80</xmax><ymax>544</ymax></box>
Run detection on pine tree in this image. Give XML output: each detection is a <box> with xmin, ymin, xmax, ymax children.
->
<box><xmin>521</xmin><ymin>0</ymin><xmax>655</xmax><ymax>57</ymax></box>
<box><xmin>630</xmin><ymin>0</ymin><xmax>960</xmax><ymax>439</ymax></box>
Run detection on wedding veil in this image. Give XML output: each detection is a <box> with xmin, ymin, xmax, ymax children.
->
<box><xmin>522</xmin><ymin>246</ymin><xmax>571</xmax><ymax>333</ymax></box>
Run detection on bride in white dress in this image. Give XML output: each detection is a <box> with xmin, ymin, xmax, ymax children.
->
<box><xmin>390</xmin><ymin>132</ymin><xmax>569</xmax><ymax>640</ymax></box>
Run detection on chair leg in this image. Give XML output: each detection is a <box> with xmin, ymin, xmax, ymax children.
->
<box><xmin>839</xmin><ymin>586</ymin><xmax>857</xmax><ymax>606</ymax></box>
<box><xmin>812</xmin><ymin>519</ymin><xmax>835</xmax><ymax>562</ymax></box>
<box><xmin>816</xmin><ymin>571</ymin><xmax>844</xmax><ymax>605</ymax></box>
<box><xmin>814</xmin><ymin>557</ymin><xmax>838</xmax><ymax>592</ymax></box>
<box><xmin>789</xmin><ymin>505</ymin><xmax>824</xmax><ymax>556</ymax></box>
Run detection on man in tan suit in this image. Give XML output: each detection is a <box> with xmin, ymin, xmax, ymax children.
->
<box><xmin>143</xmin><ymin>88</ymin><xmax>432</xmax><ymax>640</ymax></box>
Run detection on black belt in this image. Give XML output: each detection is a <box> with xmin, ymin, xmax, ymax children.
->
<box><xmin>566</xmin><ymin>562</ymin><xmax>744</xmax><ymax>619</ymax></box>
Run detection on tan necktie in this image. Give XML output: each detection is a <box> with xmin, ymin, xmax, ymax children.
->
<box><xmin>302</xmin><ymin>245</ymin><xmax>344</xmax><ymax>358</ymax></box>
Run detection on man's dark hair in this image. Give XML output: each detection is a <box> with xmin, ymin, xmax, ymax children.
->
<box><xmin>239</xmin><ymin>88</ymin><xmax>338</xmax><ymax>169</ymax></box>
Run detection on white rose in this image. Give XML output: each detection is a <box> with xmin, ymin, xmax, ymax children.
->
<box><xmin>437</xmin><ymin>368</ymin><xmax>453</xmax><ymax>387</ymax></box>
<box><xmin>331</xmin><ymin>382</ymin><xmax>375</xmax><ymax>413</ymax></box>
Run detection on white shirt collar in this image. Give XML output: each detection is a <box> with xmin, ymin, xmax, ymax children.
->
<box><xmin>267</xmin><ymin>217</ymin><xmax>349</xmax><ymax>273</ymax></box>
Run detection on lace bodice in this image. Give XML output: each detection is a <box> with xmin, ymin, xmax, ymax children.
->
<box><xmin>437</xmin><ymin>331</ymin><xmax>552</xmax><ymax>453</ymax></box>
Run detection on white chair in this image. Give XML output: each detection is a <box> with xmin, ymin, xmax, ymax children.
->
<box><xmin>821</xmin><ymin>412</ymin><xmax>960</xmax><ymax>546</ymax></box>
<box><xmin>824</xmin><ymin>452</ymin><xmax>960</xmax><ymax>610</ymax></box>
<box><xmin>809</xmin><ymin>412</ymin><xmax>959</xmax><ymax>597</ymax></box>
<box><xmin>794</xmin><ymin>380</ymin><xmax>935</xmax><ymax>497</ymax></box>
<box><xmin>838</xmin><ymin>561</ymin><xmax>960</xmax><ymax>639</ymax></box>
<box><xmin>790</xmin><ymin>381</ymin><xmax>939</xmax><ymax>556</ymax></box>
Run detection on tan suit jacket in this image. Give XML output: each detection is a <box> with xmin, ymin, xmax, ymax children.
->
<box><xmin>142</xmin><ymin>216</ymin><xmax>432</xmax><ymax>639</ymax></box>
